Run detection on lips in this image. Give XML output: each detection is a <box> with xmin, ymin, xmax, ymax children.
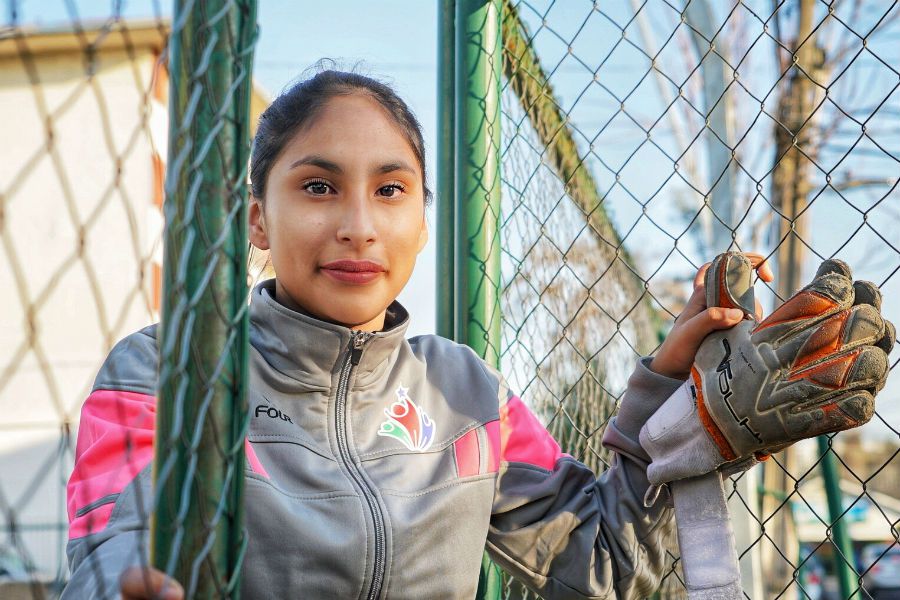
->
<box><xmin>320</xmin><ymin>259</ymin><xmax>385</xmax><ymax>284</ymax></box>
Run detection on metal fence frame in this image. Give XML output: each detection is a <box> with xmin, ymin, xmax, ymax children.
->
<box><xmin>152</xmin><ymin>0</ymin><xmax>257</xmax><ymax>597</ymax></box>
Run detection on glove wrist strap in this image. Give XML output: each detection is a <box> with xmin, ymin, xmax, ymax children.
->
<box><xmin>691</xmin><ymin>367</ymin><xmax>739</xmax><ymax>461</ymax></box>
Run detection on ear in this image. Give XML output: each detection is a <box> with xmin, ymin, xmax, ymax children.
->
<box><xmin>249</xmin><ymin>195</ymin><xmax>270</xmax><ymax>250</ymax></box>
<box><xmin>416</xmin><ymin>213</ymin><xmax>429</xmax><ymax>254</ymax></box>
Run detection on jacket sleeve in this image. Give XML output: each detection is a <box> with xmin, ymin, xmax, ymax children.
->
<box><xmin>486</xmin><ymin>357</ymin><xmax>683</xmax><ymax>599</ymax></box>
<box><xmin>62</xmin><ymin>388</ymin><xmax>156</xmax><ymax>599</ymax></box>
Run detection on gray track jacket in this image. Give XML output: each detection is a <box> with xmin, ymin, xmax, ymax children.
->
<box><xmin>63</xmin><ymin>279</ymin><xmax>680</xmax><ymax>599</ymax></box>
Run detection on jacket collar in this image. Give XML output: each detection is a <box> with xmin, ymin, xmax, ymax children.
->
<box><xmin>248</xmin><ymin>279</ymin><xmax>410</xmax><ymax>388</ymax></box>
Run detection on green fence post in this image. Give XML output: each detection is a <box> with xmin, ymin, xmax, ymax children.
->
<box><xmin>437</xmin><ymin>0</ymin><xmax>503</xmax><ymax>597</ymax></box>
<box><xmin>456</xmin><ymin>0</ymin><xmax>502</xmax><ymax>364</ymax></box>
<box><xmin>818</xmin><ymin>437</ymin><xmax>859</xmax><ymax>598</ymax></box>
<box><xmin>436</xmin><ymin>0</ymin><xmax>456</xmax><ymax>340</ymax></box>
<box><xmin>152</xmin><ymin>1</ymin><xmax>257</xmax><ymax>597</ymax></box>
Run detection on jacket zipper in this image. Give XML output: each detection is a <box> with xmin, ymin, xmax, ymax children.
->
<box><xmin>335</xmin><ymin>330</ymin><xmax>385</xmax><ymax>600</ymax></box>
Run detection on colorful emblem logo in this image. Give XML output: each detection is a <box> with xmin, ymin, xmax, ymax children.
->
<box><xmin>377</xmin><ymin>384</ymin><xmax>436</xmax><ymax>452</ymax></box>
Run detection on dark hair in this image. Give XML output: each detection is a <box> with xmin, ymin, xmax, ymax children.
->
<box><xmin>250</xmin><ymin>67</ymin><xmax>432</xmax><ymax>205</ymax></box>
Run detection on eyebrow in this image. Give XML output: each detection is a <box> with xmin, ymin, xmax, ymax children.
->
<box><xmin>288</xmin><ymin>155</ymin><xmax>343</xmax><ymax>174</ymax></box>
<box><xmin>376</xmin><ymin>161</ymin><xmax>417</xmax><ymax>176</ymax></box>
<box><xmin>288</xmin><ymin>155</ymin><xmax>417</xmax><ymax>177</ymax></box>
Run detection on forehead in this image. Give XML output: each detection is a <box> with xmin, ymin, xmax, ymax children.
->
<box><xmin>280</xmin><ymin>93</ymin><xmax>420</xmax><ymax>167</ymax></box>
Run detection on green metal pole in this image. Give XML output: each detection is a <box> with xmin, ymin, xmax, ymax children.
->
<box><xmin>153</xmin><ymin>1</ymin><xmax>257</xmax><ymax>598</ymax></box>
<box><xmin>455</xmin><ymin>0</ymin><xmax>502</xmax><ymax>365</ymax></box>
<box><xmin>455</xmin><ymin>1</ymin><xmax>503</xmax><ymax>598</ymax></box>
<box><xmin>817</xmin><ymin>436</ymin><xmax>858</xmax><ymax>598</ymax></box>
<box><xmin>436</xmin><ymin>0</ymin><xmax>456</xmax><ymax>340</ymax></box>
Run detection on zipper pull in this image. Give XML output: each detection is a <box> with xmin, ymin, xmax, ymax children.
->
<box><xmin>349</xmin><ymin>332</ymin><xmax>371</xmax><ymax>366</ymax></box>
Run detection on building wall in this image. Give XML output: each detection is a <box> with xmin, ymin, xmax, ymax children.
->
<box><xmin>0</xmin><ymin>42</ymin><xmax>164</xmax><ymax>577</ymax></box>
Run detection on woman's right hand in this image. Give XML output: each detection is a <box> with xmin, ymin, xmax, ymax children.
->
<box><xmin>649</xmin><ymin>252</ymin><xmax>772</xmax><ymax>380</ymax></box>
<box><xmin>120</xmin><ymin>566</ymin><xmax>184</xmax><ymax>600</ymax></box>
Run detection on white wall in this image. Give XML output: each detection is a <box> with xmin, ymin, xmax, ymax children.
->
<box><xmin>0</xmin><ymin>45</ymin><xmax>163</xmax><ymax>577</ymax></box>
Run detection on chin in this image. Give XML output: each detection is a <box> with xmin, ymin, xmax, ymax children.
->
<box><xmin>323</xmin><ymin>305</ymin><xmax>385</xmax><ymax>329</ymax></box>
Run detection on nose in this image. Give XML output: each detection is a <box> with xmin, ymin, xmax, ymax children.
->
<box><xmin>335</xmin><ymin>189</ymin><xmax>377</xmax><ymax>247</ymax></box>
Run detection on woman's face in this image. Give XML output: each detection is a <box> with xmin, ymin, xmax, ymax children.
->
<box><xmin>249</xmin><ymin>93</ymin><xmax>428</xmax><ymax>332</ymax></box>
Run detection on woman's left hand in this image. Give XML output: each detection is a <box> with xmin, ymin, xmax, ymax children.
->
<box><xmin>649</xmin><ymin>252</ymin><xmax>774</xmax><ymax>380</ymax></box>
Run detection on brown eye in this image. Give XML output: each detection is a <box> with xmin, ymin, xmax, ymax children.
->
<box><xmin>304</xmin><ymin>180</ymin><xmax>332</xmax><ymax>195</ymax></box>
<box><xmin>377</xmin><ymin>184</ymin><xmax>404</xmax><ymax>198</ymax></box>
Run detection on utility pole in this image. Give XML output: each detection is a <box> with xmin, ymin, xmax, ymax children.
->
<box><xmin>765</xmin><ymin>1</ymin><xmax>834</xmax><ymax>597</ymax></box>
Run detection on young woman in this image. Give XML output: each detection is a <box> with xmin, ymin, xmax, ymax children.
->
<box><xmin>63</xmin><ymin>70</ymin><xmax>776</xmax><ymax>600</ymax></box>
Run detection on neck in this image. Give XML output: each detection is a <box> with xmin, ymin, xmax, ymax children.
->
<box><xmin>249</xmin><ymin>279</ymin><xmax>411</xmax><ymax>388</ymax></box>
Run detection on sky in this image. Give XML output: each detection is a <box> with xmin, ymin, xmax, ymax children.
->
<box><xmin>7</xmin><ymin>0</ymin><xmax>898</xmax><ymax>433</ymax></box>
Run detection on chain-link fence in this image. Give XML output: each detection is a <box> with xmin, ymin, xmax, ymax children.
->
<box><xmin>493</xmin><ymin>1</ymin><xmax>900</xmax><ymax>598</ymax></box>
<box><xmin>0</xmin><ymin>1</ymin><xmax>260</xmax><ymax>597</ymax></box>
<box><xmin>153</xmin><ymin>1</ymin><xmax>256</xmax><ymax>597</ymax></box>
<box><xmin>0</xmin><ymin>5</ymin><xmax>168</xmax><ymax>597</ymax></box>
<box><xmin>3</xmin><ymin>0</ymin><xmax>899</xmax><ymax>599</ymax></box>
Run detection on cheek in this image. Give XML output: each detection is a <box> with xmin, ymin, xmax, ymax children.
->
<box><xmin>384</xmin><ymin>213</ymin><xmax>424</xmax><ymax>269</ymax></box>
<box><xmin>271</xmin><ymin>213</ymin><xmax>329</xmax><ymax>265</ymax></box>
